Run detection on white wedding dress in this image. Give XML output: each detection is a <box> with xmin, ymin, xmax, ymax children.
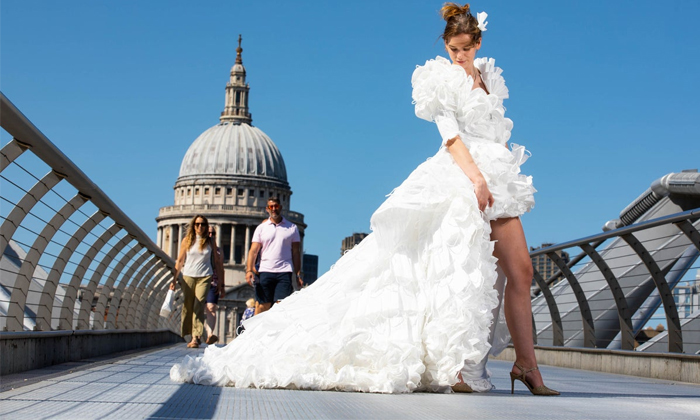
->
<box><xmin>170</xmin><ymin>56</ymin><xmax>536</xmax><ymax>393</ymax></box>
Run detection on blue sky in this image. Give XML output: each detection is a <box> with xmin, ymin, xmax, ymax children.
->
<box><xmin>1</xmin><ymin>0</ymin><xmax>699</xmax><ymax>274</ymax></box>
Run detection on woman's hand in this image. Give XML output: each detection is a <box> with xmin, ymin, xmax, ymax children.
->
<box><xmin>445</xmin><ymin>137</ymin><xmax>494</xmax><ymax>212</ymax></box>
<box><xmin>472</xmin><ymin>177</ymin><xmax>495</xmax><ymax>212</ymax></box>
<box><xmin>169</xmin><ymin>280</ymin><xmax>177</xmax><ymax>291</ymax></box>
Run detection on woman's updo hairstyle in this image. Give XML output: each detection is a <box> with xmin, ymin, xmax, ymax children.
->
<box><xmin>440</xmin><ymin>2</ymin><xmax>481</xmax><ymax>45</ymax></box>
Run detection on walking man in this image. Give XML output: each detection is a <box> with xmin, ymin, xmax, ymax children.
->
<box><xmin>246</xmin><ymin>197</ymin><xmax>302</xmax><ymax>315</ymax></box>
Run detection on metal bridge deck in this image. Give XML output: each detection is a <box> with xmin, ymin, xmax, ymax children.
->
<box><xmin>1</xmin><ymin>344</ymin><xmax>698</xmax><ymax>420</ymax></box>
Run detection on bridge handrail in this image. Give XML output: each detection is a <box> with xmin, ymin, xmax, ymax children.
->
<box><xmin>0</xmin><ymin>92</ymin><xmax>181</xmax><ymax>334</ymax></box>
<box><xmin>0</xmin><ymin>92</ymin><xmax>172</xmax><ymax>265</ymax></box>
<box><xmin>530</xmin><ymin>208</ymin><xmax>700</xmax><ymax>258</ymax></box>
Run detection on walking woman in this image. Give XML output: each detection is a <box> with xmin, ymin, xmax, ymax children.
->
<box><xmin>172</xmin><ymin>3</ymin><xmax>557</xmax><ymax>395</ymax></box>
<box><xmin>170</xmin><ymin>215</ymin><xmax>224</xmax><ymax>349</ymax></box>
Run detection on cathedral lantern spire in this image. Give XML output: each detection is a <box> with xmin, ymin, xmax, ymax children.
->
<box><xmin>220</xmin><ymin>34</ymin><xmax>252</xmax><ymax>125</ymax></box>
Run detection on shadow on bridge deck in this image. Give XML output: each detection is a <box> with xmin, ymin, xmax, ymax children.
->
<box><xmin>1</xmin><ymin>344</ymin><xmax>698</xmax><ymax>420</ymax></box>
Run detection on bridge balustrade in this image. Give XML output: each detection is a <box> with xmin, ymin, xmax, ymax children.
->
<box><xmin>529</xmin><ymin>208</ymin><xmax>700</xmax><ymax>354</ymax></box>
<box><xmin>0</xmin><ymin>92</ymin><xmax>182</xmax><ymax>335</ymax></box>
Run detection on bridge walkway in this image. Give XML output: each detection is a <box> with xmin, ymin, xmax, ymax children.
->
<box><xmin>1</xmin><ymin>344</ymin><xmax>698</xmax><ymax>419</ymax></box>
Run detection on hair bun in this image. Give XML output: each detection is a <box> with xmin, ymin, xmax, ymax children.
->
<box><xmin>440</xmin><ymin>2</ymin><xmax>471</xmax><ymax>21</ymax></box>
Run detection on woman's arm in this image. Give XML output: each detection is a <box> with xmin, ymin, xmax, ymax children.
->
<box><xmin>170</xmin><ymin>238</ymin><xmax>189</xmax><ymax>290</ymax></box>
<box><xmin>445</xmin><ymin>135</ymin><xmax>494</xmax><ymax>212</ymax></box>
<box><xmin>434</xmin><ymin>109</ymin><xmax>494</xmax><ymax>212</ymax></box>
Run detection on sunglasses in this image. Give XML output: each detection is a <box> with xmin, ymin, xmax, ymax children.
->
<box><xmin>194</xmin><ymin>222</ymin><xmax>208</xmax><ymax>227</ymax></box>
<box><xmin>267</xmin><ymin>205</ymin><xmax>280</xmax><ymax>210</ymax></box>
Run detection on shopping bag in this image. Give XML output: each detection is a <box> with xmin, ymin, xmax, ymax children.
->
<box><xmin>160</xmin><ymin>289</ymin><xmax>174</xmax><ymax>317</ymax></box>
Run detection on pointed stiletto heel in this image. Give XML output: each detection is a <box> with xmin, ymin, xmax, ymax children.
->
<box><xmin>510</xmin><ymin>362</ymin><xmax>560</xmax><ymax>396</ymax></box>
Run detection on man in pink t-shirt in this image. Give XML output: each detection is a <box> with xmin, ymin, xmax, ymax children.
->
<box><xmin>246</xmin><ymin>198</ymin><xmax>302</xmax><ymax>314</ymax></box>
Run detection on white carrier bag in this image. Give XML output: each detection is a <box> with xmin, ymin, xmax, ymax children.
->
<box><xmin>160</xmin><ymin>289</ymin><xmax>175</xmax><ymax>317</ymax></box>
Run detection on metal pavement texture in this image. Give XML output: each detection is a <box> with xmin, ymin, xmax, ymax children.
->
<box><xmin>1</xmin><ymin>344</ymin><xmax>699</xmax><ymax>420</ymax></box>
<box><xmin>0</xmin><ymin>92</ymin><xmax>182</xmax><ymax>333</ymax></box>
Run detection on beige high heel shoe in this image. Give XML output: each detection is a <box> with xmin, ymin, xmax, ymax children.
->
<box><xmin>452</xmin><ymin>373</ymin><xmax>473</xmax><ymax>393</ymax></box>
<box><xmin>452</xmin><ymin>382</ymin><xmax>474</xmax><ymax>393</ymax></box>
<box><xmin>510</xmin><ymin>362</ymin><xmax>560</xmax><ymax>396</ymax></box>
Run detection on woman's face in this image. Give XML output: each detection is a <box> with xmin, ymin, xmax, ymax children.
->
<box><xmin>194</xmin><ymin>218</ymin><xmax>208</xmax><ymax>236</ymax></box>
<box><xmin>445</xmin><ymin>33</ymin><xmax>481</xmax><ymax>71</ymax></box>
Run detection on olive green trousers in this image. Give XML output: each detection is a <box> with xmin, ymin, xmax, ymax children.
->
<box><xmin>180</xmin><ymin>275</ymin><xmax>211</xmax><ymax>339</ymax></box>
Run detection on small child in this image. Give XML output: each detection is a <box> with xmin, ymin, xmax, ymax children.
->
<box><xmin>236</xmin><ymin>298</ymin><xmax>256</xmax><ymax>335</ymax></box>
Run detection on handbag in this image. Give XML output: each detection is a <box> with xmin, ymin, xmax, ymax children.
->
<box><xmin>160</xmin><ymin>289</ymin><xmax>175</xmax><ymax>317</ymax></box>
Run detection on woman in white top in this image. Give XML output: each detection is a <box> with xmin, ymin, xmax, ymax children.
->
<box><xmin>170</xmin><ymin>215</ymin><xmax>224</xmax><ymax>348</ymax></box>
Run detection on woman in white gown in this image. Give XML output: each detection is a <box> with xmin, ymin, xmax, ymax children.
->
<box><xmin>171</xmin><ymin>3</ymin><xmax>558</xmax><ymax>396</ymax></box>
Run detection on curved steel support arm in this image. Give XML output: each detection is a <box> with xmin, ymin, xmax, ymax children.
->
<box><xmin>579</xmin><ymin>243</ymin><xmax>635</xmax><ymax>350</ymax></box>
<box><xmin>30</xmin><ymin>194</ymin><xmax>88</xmax><ymax>331</ymax></box>
<box><xmin>674</xmin><ymin>220</ymin><xmax>700</xmax><ymax>253</ymax></box>
<box><xmin>532</xmin><ymin>269</ymin><xmax>564</xmax><ymax>346</ymax></box>
<box><xmin>2</xmin><ymin>171</ymin><xmax>64</xmax><ymax>331</ymax></box>
<box><xmin>82</xmin><ymin>234</ymin><xmax>132</xmax><ymax>330</ymax></box>
<box><xmin>52</xmin><ymin>210</ymin><xmax>107</xmax><ymax>330</ymax></box>
<box><xmin>123</xmin><ymin>256</ymin><xmax>161</xmax><ymax>329</ymax></box>
<box><xmin>108</xmin><ymin>249</ymin><xmax>150</xmax><ymax>329</ymax></box>
<box><xmin>547</xmin><ymin>251</ymin><xmax>596</xmax><ymax>348</ymax></box>
<box><xmin>94</xmin><ymin>242</ymin><xmax>141</xmax><ymax>329</ymax></box>
<box><xmin>0</xmin><ymin>138</ymin><xmax>29</xmax><ymax>173</ymax></box>
<box><xmin>620</xmin><ymin>233</ymin><xmax>683</xmax><ymax>353</ymax></box>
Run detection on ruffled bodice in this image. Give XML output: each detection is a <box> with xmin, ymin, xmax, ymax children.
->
<box><xmin>412</xmin><ymin>56</ymin><xmax>536</xmax><ymax>220</ymax></box>
<box><xmin>412</xmin><ymin>56</ymin><xmax>512</xmax><ymax>147</ymax></box>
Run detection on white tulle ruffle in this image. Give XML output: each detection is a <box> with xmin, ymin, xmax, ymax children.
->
<box><xmin>171</xmin><ymin>149</ymin><xmax>501</xmax><ymax>394</ymax></box>
<box><xmin>472</xmin><ymin>141</ymin><xmax>536</xmax><ymax>220</ymax></box>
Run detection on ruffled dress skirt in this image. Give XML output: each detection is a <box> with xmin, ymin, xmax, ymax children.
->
<box><xmin>170</xmin><ymin>143</ymin><xmax>535</xmax><ymax>394</ymax></box>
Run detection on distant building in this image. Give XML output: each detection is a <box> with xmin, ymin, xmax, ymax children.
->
<box><xmin>674</xmin><ymin>270</ymin><xmax>700</xmax><ymax>318</ymax></box>
<box><xmin>341</xmin><ymin>233</ymin><xmax>369</xmax><ymax>256</ymax></box>
<box><xmin>303</xmin><ymin>254</ymin><xmax>319</xmax><ymax>285</ymax></box>
<box><xmin>530</xmin><ymin>243</ymin><xmax>570</xmax><ymax>286</ymax></box>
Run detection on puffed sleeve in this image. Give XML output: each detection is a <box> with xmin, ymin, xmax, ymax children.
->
<box><xmin>411</xmin><ymin>57</ymin><xmax>467</xmax><ymax>146</ymax></box>
<box><xmin>434</xmin><ymin>111</ymin><xmax>461</xmax><ymax>146</ymax></box>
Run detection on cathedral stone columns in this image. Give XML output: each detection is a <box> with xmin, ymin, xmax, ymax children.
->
<box><xmin>169</xmin><ymin>225</ymin><xmax>176</xmax><ymax>258</ymax></box>
<box><xmin>230</xmin><ymin>224</ymin><xmax>236</xmax><ymax>264</ymax></box>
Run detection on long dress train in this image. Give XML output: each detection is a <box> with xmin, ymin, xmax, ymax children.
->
<box><xmin>170</xmin><ymin>56</ymin><xmax>535</xmax><ymax>393</ymax></box>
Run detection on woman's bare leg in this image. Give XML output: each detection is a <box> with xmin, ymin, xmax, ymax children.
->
<box><xmin>204</xmin><ymin>303</ymin><xmax>217</xmax><ymax>338</ymax></box>
<box><xmin>490</xmin><ymin>217</ymin><xmax>545</xmax><ymax>388</ymax></box>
